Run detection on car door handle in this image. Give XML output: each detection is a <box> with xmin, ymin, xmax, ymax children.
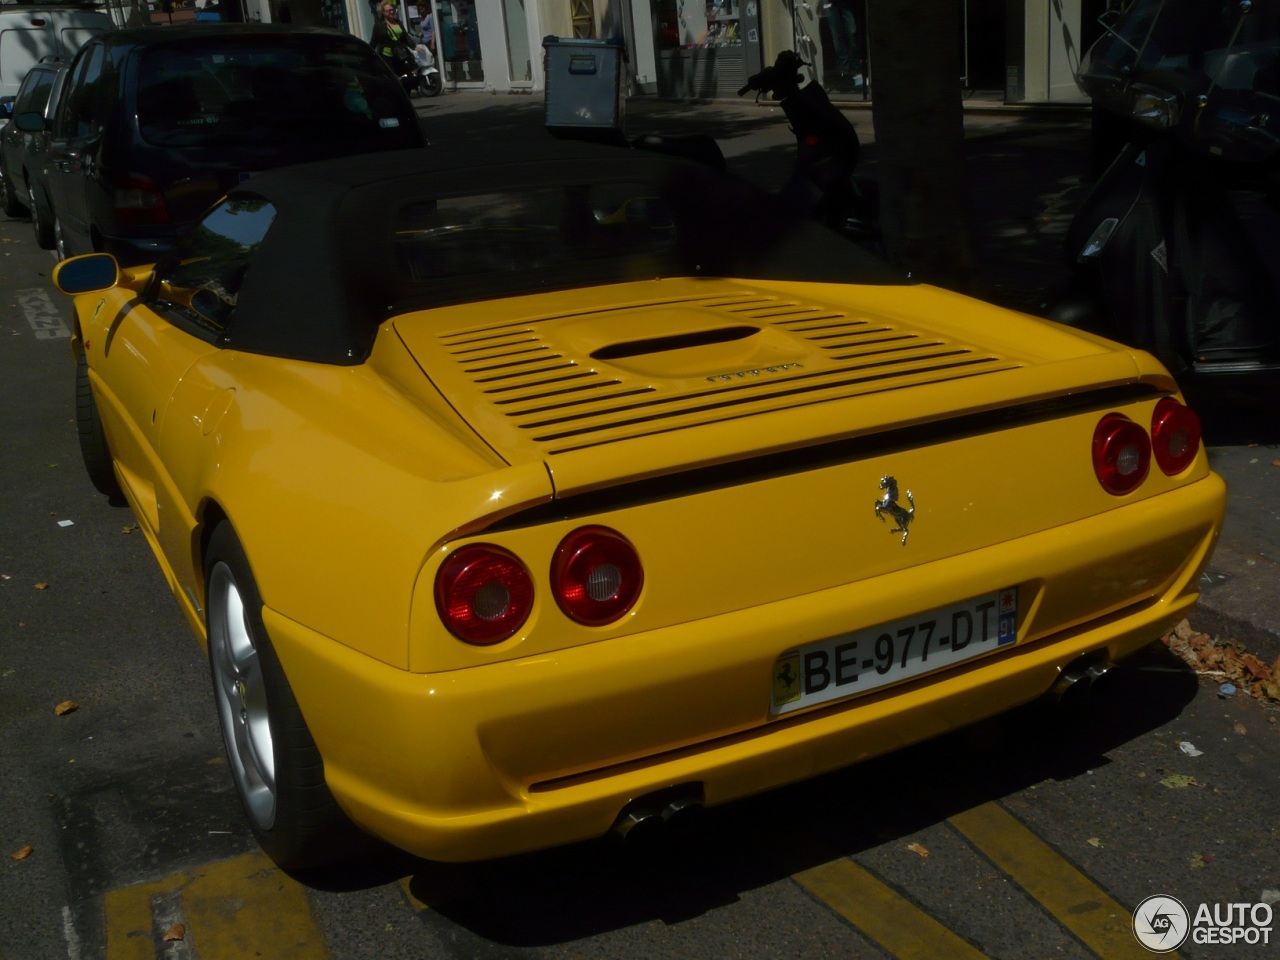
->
<box><xmin>52</xmin><ymin>148</ymin><xmax>82</xmax><ymax>172</ymax></box>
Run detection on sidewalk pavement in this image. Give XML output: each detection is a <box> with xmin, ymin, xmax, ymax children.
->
<box><xmin>411</xmin><ymin>89</ymin><xmax>1280</xmax><ymax>668</ymax></box>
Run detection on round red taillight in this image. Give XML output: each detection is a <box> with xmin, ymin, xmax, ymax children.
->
<box><xmin>434</xmin><ymin>544</ymin><xmax>533</xmax><ymax>645</ymax></box>
<box><xmin>1092</xmin><ymin>413</ymin><xmax>1151</xmax><ymax>495</ymax></box>
<box><xmin>1150</xmin><ymin>397</ymin><xmax>1201</xmax><ymax>476</ymax></box>
<box><xmin>551</xmin><ymin>526</ymin><xmax>643</xmax><ymax>626</ymax></box>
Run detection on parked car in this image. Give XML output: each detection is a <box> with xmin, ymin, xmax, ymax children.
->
<box><xmin>45</xmin><ymin>24</ymin><xmax>425</xmax><ymax>264</ymax></box>
<box><xmin>0</xmin><ymin>58</ymin><xmax>68</xmax><ymax>247</ymax></box>
<box><xmin>0</xmin><ymin>2</ymin><xmax>111</xmax><ymax>114</ymax></box>
<box><xmin>1053</xmin><ymin>0</ymin><xmax>1280</xmax><ymax>416</ymax></box>
<box><xmin>53</xmin><ymin>143</ymin><xmax>1226</xmax><ymax>868</ymax></box>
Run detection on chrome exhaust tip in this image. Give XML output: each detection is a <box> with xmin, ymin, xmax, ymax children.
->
<box><xmin>612</xmin><ymin>805</ymin><xmax>667</xmax><ymax>845</ymax></box>
<box><xmin>611</xmin><ymin>784</ymin><xmax>705</xmax><ymax>845</ymax></box>
<box><xmin>1049</xmin><ymin>655</ymin><xmax>1117</xmax><ymax>711</ymax></box>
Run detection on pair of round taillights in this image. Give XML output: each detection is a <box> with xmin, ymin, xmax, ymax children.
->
<box><xmin>434</xmin><ymin>525</ymin><xmax>644</xmax><ymax>645</ymax></box>
<box><xmin>1092</xmin><ymin>397</ymin><xmax>1202</xmax><ymax>495</ymax></box>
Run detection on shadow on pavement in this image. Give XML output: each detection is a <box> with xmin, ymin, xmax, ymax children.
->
<box><xmin>300</xmin><ymin>643</ymin><xmax>1197</xmax><ymax>946</ymax></box>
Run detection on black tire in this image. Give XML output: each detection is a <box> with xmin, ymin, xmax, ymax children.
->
<box><xmin>75</xmin><ymin>353</ymin><xmax>123</xmax><ymax>499</ymax></box>
<box><xmin>204</xmin><ymin>522</ymin><xmax>367</xmax><ymax>870</ymax></box>
<box><xmin>0</xmin><ymin>160</ymin><xmax>28</xmax><ymax>217</ymax></box>
<box><xmin>29</xmin><ymin>181</ymin><xmax>55</xmax><ymax>249</ymax></box>
<box><xmin>423</xmin><ymin>72</ymin><xmax>442</xmax><ymax>97</ymax></box>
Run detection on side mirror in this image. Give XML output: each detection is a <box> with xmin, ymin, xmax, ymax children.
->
<box><xmin>13</xmin><ymin>111</ymin><xmax>47</xmax><ymax>133</ymax></box>
<box><xmin>53</xmin><ymin>253</ymin><xmax>120</xmax><ymax>295</ymax></box>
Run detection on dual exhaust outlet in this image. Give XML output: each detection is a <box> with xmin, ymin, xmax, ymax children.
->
<box><xmin>1048</xmin><ymin>654</ymin><xmax>1117</xmax><ymax>712</ymax></box>
<box><xmin>611</xmin><ymin>784</ymin><xmax>705</xmax><ymax>845</ymax></box>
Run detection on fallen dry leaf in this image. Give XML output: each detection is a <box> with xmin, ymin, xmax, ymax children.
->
<box><xmin>33</xmin><ymin>582</ymin><xmax>49</xmax><ymax>591</ymax></box>
<box><xmin>54</xmin><ymin>700</ymin><xmax>78</xmax><ymax>717</ymax></box>
<box><xmin>1161</xmin><ymin>621</ymin><xmax>1279</xmax><ymax>705</ymax></box>
<box><xmin>10</xmin><ymin>846</ymin><xmax>33</xmax><ymax>861</ymax></box>
<box><xmin>906</xmin><ymin>842</ymin><xmax>930</xmax><ymax>858</ymax></box>
<box><xmin>1087</xmin><ymin>837</ymin><xmax>1103</xmax><ymax>848</ymax></box>
<box><xmin>1234</xmin><ymin>722</ymin><xmax>1248</xmax><ymax>735</ymax></box>
<box><xmin>161</xmin><ymin>923</ymin><xmax>185</xmax><ymax>942</ymax></box>
<box><xmin>121</xmin><ymin>524</ymin><xmax>137</xmax><ymax>535</ymax></box>
<box><xmin>1272</xmin><ymin>458</ymin><xmax>1280</xmax><ymax>467</ymax></box>
<box><xmin>1190</xmin><ymin>852</ymin><xmax>1208</xmax><ymax>869</ymax></box>
<box><xmin>1159</xmin><ymin>774</ymin><xmax>1202</xmax><ymax>789</ymax></box>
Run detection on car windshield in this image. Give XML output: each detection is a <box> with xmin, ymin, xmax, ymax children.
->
<box><xmin>136</xmin><ymin>34</ymin><xmax>418</xmax><ymax>151</ymax></box>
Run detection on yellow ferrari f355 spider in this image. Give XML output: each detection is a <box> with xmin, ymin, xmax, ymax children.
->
<box><xmin>54</xmin><ymin>143</ymin><xmax>1225</xmax><ymax>867</ymax></box>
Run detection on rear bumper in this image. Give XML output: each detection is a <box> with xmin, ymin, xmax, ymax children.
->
<box><xmin>266</xmin><ymin>472</ymin><xmax>1224</xmax><ymax>862</ymax></box>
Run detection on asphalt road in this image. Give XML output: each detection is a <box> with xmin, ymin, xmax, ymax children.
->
<box><xmin>1</xmin><ymin>98</ymin><xmax>1278</xmax><ymax>960</ymax></box>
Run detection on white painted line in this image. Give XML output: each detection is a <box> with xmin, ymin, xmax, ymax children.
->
<box><xmin>61</xmin><ymin>905</ymin><xmax>81</xmax><ymax>960</ymax></box>
<box><xmin>17</xmin><ymin>287</ymin><xmax>70</xmax><ymax>340</ymax></box>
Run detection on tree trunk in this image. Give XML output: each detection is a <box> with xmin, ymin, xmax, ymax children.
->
<box><xmin>866</xmin><ymin>0</ymin><xmax>976</xmax><ymax>292</ymax></box>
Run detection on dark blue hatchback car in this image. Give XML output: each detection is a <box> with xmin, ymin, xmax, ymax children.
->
<box><xmin>0</xmin><ymin>59</ymin><xmax>69</xmax><ymax>248</ymax></box>
<box><xmin>46</xmin><ymin>24</ymin><xmax>425</xmax><ymax>264</ymax></box>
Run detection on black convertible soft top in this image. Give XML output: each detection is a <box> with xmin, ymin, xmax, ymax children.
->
<box><xmin>219</xmin><ymin>142</ymin><xmax>905</xmax><ymax>364</ymax></box>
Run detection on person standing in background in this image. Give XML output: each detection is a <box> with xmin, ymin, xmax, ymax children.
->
<box><xmin>826</xmin><ymin>0</ymin><xmax>862</xmax><ymax>92</ymax></box>
<box><xmin>371</xmin><ymin>1</ymin><xmax>410</xmax><ymax>73</ymax></box>
<box><xmin>417</xmin><ymin>0</ymin><xmax>435</xmax><ymax>53</ymax></box>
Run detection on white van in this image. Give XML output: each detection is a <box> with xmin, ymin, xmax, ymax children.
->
<box><xmin>0</xmin><ymin>3</ymin><xmax>113</xmax><ymax>104</ymax></box>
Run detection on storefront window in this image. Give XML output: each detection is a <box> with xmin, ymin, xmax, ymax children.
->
<box><xmin>656</xmin><ymin>0</ymin><xmax>742</xmax><ymax>50</ymax></box>
<box><xmin>439</xmin><ymin>0</ymin><xmax>483</xmax><ymax>81</ymax></box>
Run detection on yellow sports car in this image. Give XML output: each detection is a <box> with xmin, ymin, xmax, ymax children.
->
<box><xmin>54</xmin><ymin>144</ymin><xmax>1226</xmax><ymax>868</ymax></box>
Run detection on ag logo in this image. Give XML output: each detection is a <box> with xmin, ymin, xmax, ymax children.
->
<box><xmin>1133</xmin><ymin>895</ymin><xmax>1190</xmax><ymax>952</ymax></box>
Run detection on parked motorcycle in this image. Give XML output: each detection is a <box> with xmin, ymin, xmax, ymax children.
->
<box><xmin>411</xmin><ymin>41</ymin><xmax>443</xmax><ymax>98</ymax></box>
<box><xmin>394</xmin><ymin>40</ymin><xmax>442</xmax><ymax>98</ymax></box>
<box><xmin>737</xmin><ymin>50</ymin><xmax>878</xmax><ymax>246</ymax></box>
<box><xmin>1050</xmin><ymin>0</ymin><xmax>1280</xmax><ymax>411</ymax></box>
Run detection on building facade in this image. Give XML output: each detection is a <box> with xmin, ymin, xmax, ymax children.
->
<box><xmin>258</xmin><ymin>0</ymin><xmax>1105</xmax><ymax>102</ymax></box>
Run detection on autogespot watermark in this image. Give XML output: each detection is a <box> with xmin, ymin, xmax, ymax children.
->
<box><xmin>1132</xmin><ymin>894</ymin><xmax>1275</xmax><ymax>952</ymax></box>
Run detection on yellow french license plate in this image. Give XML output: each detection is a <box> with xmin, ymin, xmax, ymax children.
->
<box><xmin>770</xmin><ymin>588</ymin><xmax>1018</xmax><ymax>715</ymax></box>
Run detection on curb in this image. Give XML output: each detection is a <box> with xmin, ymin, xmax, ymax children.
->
<box><xmin>421</xmin><ymin>87</ymin><xmax>1093</xmax><ymax>119</ymax></box>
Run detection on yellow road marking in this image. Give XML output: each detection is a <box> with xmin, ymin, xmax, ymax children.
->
<box><xmin>949</xmin><ymin>802</ymin><xmax>1173</xmax><ymax>960</ymax></box>
<box><xmin>398</xmin><ymin>876</ymin><xmax>430</xmax><ymax>912</ymax></box>
<box><xmin>104</xmin><ymin>850</ymin><xmax>330</xmax><ymax>960</ymax></box>
<box><xmin>793</xmin><ymin>858</ymin><xmax>989</xmax><ymax>960</ymax></box>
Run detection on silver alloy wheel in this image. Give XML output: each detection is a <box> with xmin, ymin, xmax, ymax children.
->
<box><xmin>207</xmin><ymin>560</ymin><xmax>277</xmax><ymax>830</ymax></box>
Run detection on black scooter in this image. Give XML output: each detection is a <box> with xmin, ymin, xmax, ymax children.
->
<box><xmin>1050</xmin><ymin>0</ymin><xmax>1280</xmax><ymax>412</ymax></box>
<box><xmin>738</xmin><ymin>51</ymin><xmax>878</xmax><ymax>246</ymax></box>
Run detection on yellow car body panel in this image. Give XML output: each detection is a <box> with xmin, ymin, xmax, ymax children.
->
<box><xmin>268</xmin><ymin>472</ymin><xmax>1221</xmax><ymax>861</ymax></box>
<box><xmin>64</xmin><ymin>261</ymin><xmax>1226</xmax><ymax>862</ymax></box>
